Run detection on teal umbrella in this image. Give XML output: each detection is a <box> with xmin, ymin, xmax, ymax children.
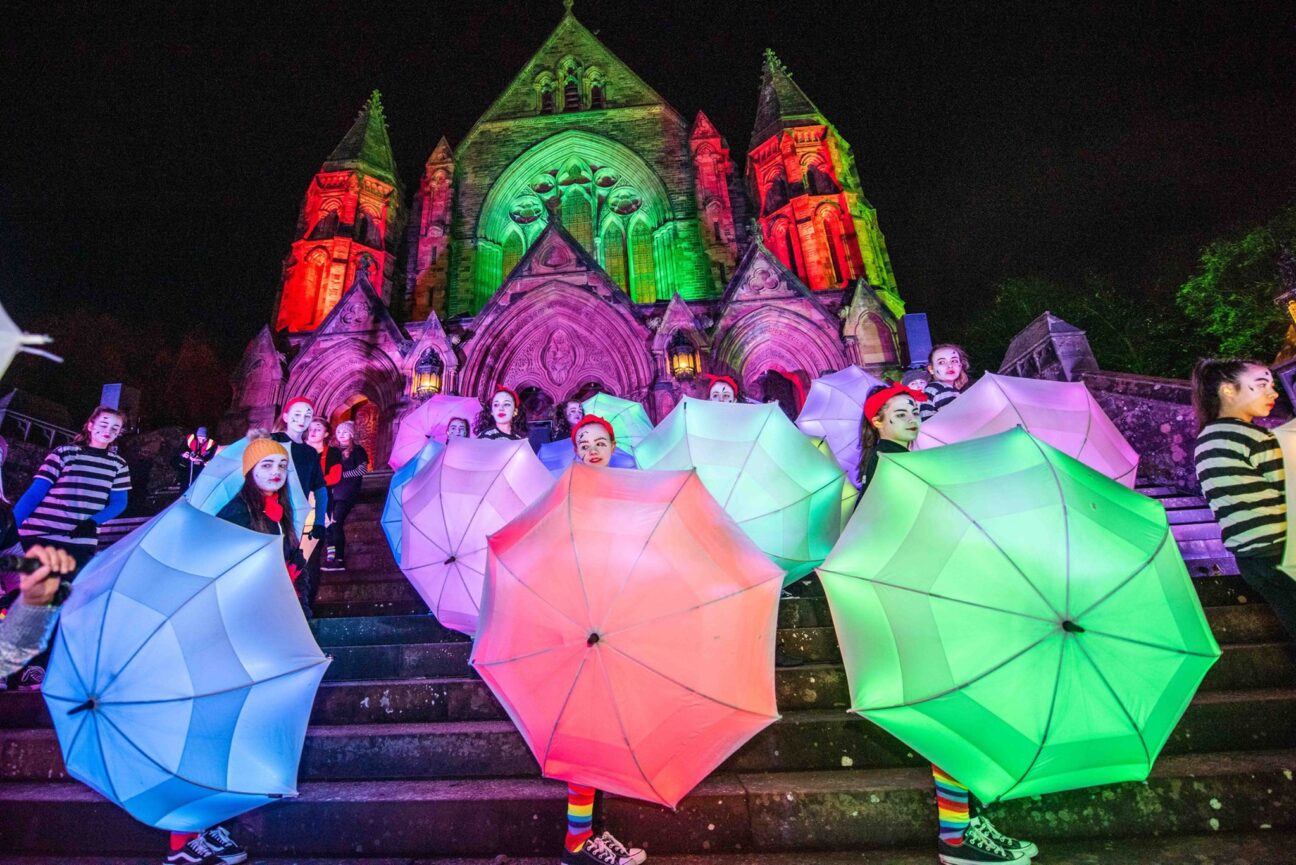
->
<box><xmin>819</xmin><ymin>428</ymin><xmax>1220</xmax><ymax>803</ymax></box>
<box><xmin>581</xmin><ymin>393</ymin><xmax>653</xmax><ymax>459</ymax></box>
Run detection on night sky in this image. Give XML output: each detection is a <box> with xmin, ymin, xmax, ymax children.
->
<box><xmin>2</xmin><ymin>1</ymin><xmax>1294</xmax><ymax>370</ymax></box>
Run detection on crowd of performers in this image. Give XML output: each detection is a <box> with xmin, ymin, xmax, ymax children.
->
<box><xmin>0</xmin><ymin>342</ymin><xmax>1291</xmax><ymax>865</ymax></box>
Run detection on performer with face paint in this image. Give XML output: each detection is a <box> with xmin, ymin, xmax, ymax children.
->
<box><xmin>552</xmin><ymin>399</ymin><xmax>585</xmax><ymax>442</ymax></box>
<box><xmin>857</xmin><ymin>383</ymin><xmax>1039</xmax><ymax>865</ymax></box>
<box><xmin>556</xmin><ymin>415</ymin><xmax>649</xmax><ymax>865</ymax></box>
<box><xmin>706</xmin><ymin>375</ymin><xmax>739</xmax><ymax>404</ymax></box>
<box><xmin>475</xmin><ymin>387</ymin><xmax>529</xmax><ymax>440</ymax></box>
<box><xmin>919</xmin><ymin>344</ymin><xmax>972</xmax><ymax>422</ymax></box>
<box><xmin>446</xmin><ymin>417</ymin><xmax>471</xmax><ymax>439</ymax></box>
<box><xmin>271</xmin><ymin>397</ymin><xmax>329</xmax><ymax>617</ymax></box>
<box><xmin>322</xmin><ymin>421</ymin><xmax>369</xmax><ymax>572</ymax></box>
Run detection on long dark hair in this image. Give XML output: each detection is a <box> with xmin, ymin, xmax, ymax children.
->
<box><xmin>857</xmin><ymin>385</ymin><xmax>889</xmax><ymax>484</ymax></box>
<box><xmin>551</xmin><ymin>400</ymin><xmax>583</xmax><ymax>441</ymax></box>
<box><xmin>238</xmin><ymin>470</ymin><xmax>298</xmax><ymax>550</ymax></box>
<box><xmin>928</xmin><ymin>343</ymin><xmax>971</xmax><ymax>392</ymax></box>
<box><xmin>475</xmin><ymin>388</ymin><xmax>530</xmax><ymax>437</ymax></box>
<box><xmin>1191</xmin><ymin>357</ymin><xmax>1265</xmax><ymax>431</ymax></box>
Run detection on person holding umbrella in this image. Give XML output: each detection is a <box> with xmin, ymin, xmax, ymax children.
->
<box><xmin>856</xmin><ymin>383</ymin><xmax>1038</xmax><ymax>865</ymax></box>
<box><xmin>706</xmin><ymin>374</ymin><xmax>740</xmax><ymax>403</ymax></box>
<box><xmin>323</xmin><ymin>420</ymin><xmax>368</xmax><ymax>572</ymax></box>
<box><xmin>476</xmin><ymin>386</ymin><xmax>528</xmax><ymax>440</ymax></box>
<box><xmin>920</xmin><ymin>344</ymin><xmax>971</xmax><ymax>421</ymax></box>
<box><xmin>272</xmin><ymin>397</ymin><xmax>328</xmax><ymax>616</ymax></box>
<box><xmin>0</xmin><ymin>545</ymin><xmax>77</xmax><ymax>678</ymax></box>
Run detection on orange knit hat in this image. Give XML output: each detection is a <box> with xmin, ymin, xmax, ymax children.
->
<box><xmin>242</xmin><ymin>433</ymin><xmax>289</xmax><ymax>475</ymax></box>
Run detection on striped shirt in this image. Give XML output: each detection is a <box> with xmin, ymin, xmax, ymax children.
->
<box><xmin>1194</xmin><ymin>418</ymin><xmax>1286</xmax><ymax>558</ymax></box>
<box><xmin>919</xmin><ymin>382</ymin><xmax>961</xmax><ymax>421</ymax></box>
<box><xmin>19</xmin><ymin>444</ymin><xmax>131</xmax><ymax>547</ymax></box>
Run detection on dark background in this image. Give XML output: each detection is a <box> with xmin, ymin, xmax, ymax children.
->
<box><xmin>2</xmin><ymin>1</ymin><xmax>1294</xmax><ymax>420</ymax></box>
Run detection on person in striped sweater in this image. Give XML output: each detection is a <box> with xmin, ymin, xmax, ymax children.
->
<box><xmin>920</xmin><ymin>344</ymin><xmax>972</xmax><ymax>421</ymax></box>
<box><xmin>1192</xmin><ymin>359</ymin><xmax>1294</xmax><ymax>637</ymax></box>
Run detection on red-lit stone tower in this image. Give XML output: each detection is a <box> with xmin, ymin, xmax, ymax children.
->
<box><xmin>689</xmin><ymin>111</ymin><xmax>744</xmax><ymax>288</ymax></box>
<box><xmin>746</xmin><ymin>50</ymin><xmax>897</xmax><ymax>294</ymax></box>
<box><xmin>274</xmin><ymin>91</ymin><xmax>403</xmax><ymax>332</ymax></box>
<box><xmin>404</xmin><ymin>136</ymin><xmax>454</xmax><ymax>321</ymax></box>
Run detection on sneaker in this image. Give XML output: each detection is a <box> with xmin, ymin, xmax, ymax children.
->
<box><xmin>971</xmin><ymin>816</ymin><xmax>1037</xmax><ymax>859</ymax></box>
<box><xmin>201</xmin><ymin>826</ymin><xmax>248</xmax><ymax>865</ymax></box>
<box><xmin>561</xmin><ymin>837</ymin><xmax>621</xmax><ymax>865</ymax></box>
<box><xmin>938</xmin><ymin>822</ymin><xmax>1028</xmax><ymax>864</ymax></box>
<box><xmin>165</xmin><ymin>835</ymin><xmax>222</xmax><ymax>865</ymax></box>
<box><xmin>325</xmin><ymin>546</ymin><xmax>336</xmax><ymax>563</ymax></box>
<box><xmin>18</xmin><ymin>665</ymin><xmax>44</xmax><ymax>690</ymax></box>
<box><xmin>320</xmin><ymin>560</ymin><xmax>344</xmax><ymax>572</ymax></box>
<box><xmin>599</xmin><ymin>830</ymin><xmax>648</xmax><ymax>865</ymax></box>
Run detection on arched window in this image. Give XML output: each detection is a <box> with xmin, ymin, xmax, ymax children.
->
<box><xmin>564</xmin><ymin>79</ymin><xmax>581</xmax><ymax>112</ymax></box>
<box><xmin>629</xmin><ymin>220</ymin><xmax>657</xmax><ymax>303</ymax></box>
<box><xmin>771</xmin><ymin>219</ymin><xmax>802</xmax><ymax>281</ymax></box>
<box><xmin>534</xmin><ymin>72</ymin><xmax>557</xmax><ymax>115</ymax></box>
<box><xmin>540</xmin><ymin>88</ymin><xmax>555</xmax><ymax>115</ymax></box>
<box><xmin>763</xmin><ymin>174</ymin><xmax>790</xmax><ymax>215</ymax></box>
<box><xmin>585</xmin><ymin>68</ymin><xmax>606</xmax><ymax>109</ymax></box>
<box><xmin>309</xmin><ymin>208</ymin><xmax>340</xmax><ymax>240</ymax></box>
<box><xmin>590</xmin><ymin>84</ymin><xmax>605</xmax><ymax>109</ymax></box>
<box><xmin>303</xmin><ymin>248</ymin><xmax>329</xmax><ymax>325</ymax></box>
<box><xmin>601</xmin><ymin>220</ymin><xmax>628</xmax><ymax>292</ymax></box>
<box><xmin>816</xmin><ymin>208</ymin><xmax>849</xmax><ymax>287</ymax></box>
<box><xmin>561</xmin><ymin>187</ymin><xmax>593</xmax><ymax>253</ymax></box>
<box><xmin>705</xmin><ymin>201</ymin><xmax>724</xmax><ymax>244</ymax></box>
<box><xmin>501</xmin><ymin>229</ymin><xmax>525</xmax><ymax>282</ymax></box>
<box><xmin>805</xmin><ymin>163</ymin><xmax>841</xmax><ymax>195</ymax></box>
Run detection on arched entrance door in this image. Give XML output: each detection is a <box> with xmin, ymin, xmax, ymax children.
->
<box><xmin>329</xmin><ymin>395</ymin><xmax>379</xmax><ymax>469</ymax></box>
<box><xmin>758</xmin><ymin>370</ymin><xmax>802</xmax><ymax>421</ymax></box>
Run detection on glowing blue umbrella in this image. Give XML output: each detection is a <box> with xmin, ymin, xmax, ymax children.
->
<box><xmin>536</xmin><ymin>439</ymin><xmax>637</xmax><ymax>477</ymax></box>
<box><xmin>187</xmin><ymin>435</ymin><xmax>310</xmax><ymax>538</ymax></box>
<box><xmin>381</xmin><ymin>438</ymin><xmax>444</xmax><ymax>566</ymax></box>
<box><xmin>42</xmin><ymin>501</ymin><xmax>330</xmax><ymax>831</ymax></box>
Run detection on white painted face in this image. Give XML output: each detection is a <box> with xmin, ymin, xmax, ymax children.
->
<box><xmin>447</xmin><ymin>418</ymin><xmax>469</xmax><ymax>438</ymax></box>
<box><xmin>492</xmin><ymin>392</ymin><xmax>517</xmax><ymax>425</ymax></box>
<box><xmin>575</xmin><ymin>424</ymin><xmax>614</xmax><ymax>466</ymax></box>
<box><xmin>283</xmin><ymin>402</ymin><xmax>314</xmax><ymax>436</ymax></box>
<box><xmin>1221</xmin><ymin>364</ymin><xmax>1279</xmax><ymax>422</ymax></box>
<box><xmin>88</xmin><ymin>412</ymin><xmax>124</xmax><ymax>449</ymax></box>
<box><xmin>335</xmin><ymin>424</ymin><xmax>354</xmax><ymax>446</ymax></box>
<box><xmin>709</xmin><ymin>381</ymin><xmax>736</xmax><ymax>403</ymax></box>
<box><xmin>871</xmin><ymin>396</ymin><xmax>921</xmax><ymax>446</ymax></box>
<box><xmin>306</xmin><ymin>420</ymin><xmax>329</xmax><ymax>448</ymax></box>
<box><xmin>564</xmin><ymin>401</ymin><xmax>584</xmax><ymax>426</ymax></box>
<box><xmin>928</xmin><ymin>348</ymin><xmax>964</xmax><ymax>386</ymax></box>
<box><xmin>252</xmin><ymin>455</ymin><xmax>289</xmax><ymax>493</ymax></box>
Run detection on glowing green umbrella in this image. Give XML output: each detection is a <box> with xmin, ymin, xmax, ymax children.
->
<box><xmin>819</xmin><ymin>428</ymin><xmax>1219</xmax><ymax>803</ymax></box>
<box><xmin>581</xmin><ymin>393</ymin><xmax>654</xmax><ymax>459</ymax></box>
<box><xmin>636</xmin><ymin>397</ymin><xmax>852</xmax><ymax>585</ymax></box>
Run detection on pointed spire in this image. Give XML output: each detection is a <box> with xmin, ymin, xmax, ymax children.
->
<box><xmin>691</xmin><ymin>110</ymin><xmax>721</xmax><ymax>141</ymax></box>
<box><xmin>563</xmin><ymin>0</ymin><xmax>575</xmax><ymax>17</ymax></box>
<box><xmin>750</xmin><ymin>49</ymin><xmax>825</xmax><ymax>151</ymax></box>
<box><xmin>324</xmin><ymin>90</ymin><xmax>398</xmax><ymax>185</ymax></box>
<box><xmin>427</xmin><ymin>136</ymin><xmax>453</xmax><ymax>165</ymax></box>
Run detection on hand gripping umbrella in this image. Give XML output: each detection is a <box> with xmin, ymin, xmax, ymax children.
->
<box><xmin>471</xmin><ymin>464</ymin><xmax>783</xmax><ymax>807</ymax></box>
<box><xmin>400</xmin><ymin>437</ymin><xmax>554</xmax><ymax>635</ymax></box>
<box><xmin>381</xmin><ymin>438</ymin><xmax>445</xmax><ymax>567</ymax></box>
<box><xmin>795</xmin><ymin>365</ymin><xmax>887</xmax><ymax>486</ymax></box>
<box><xmin>42</xmin><ymin>501</ymin><xmax>330</xmax><ymax>831</ymax></box>
<box><xmin>819</xmin><ymin>428</ymin><xmax>1220</xmax><ymax>803</ymax></box>
<box><xmin>187</xmin><ymin>434</ymin><xmax>311</xmax><ymax>538</ymax></box>
<box><xmin>388</xmin><ymin>394</ymin><xmax>484</xmax><ymax>470</ymax></box>
<box><xmin>537</xmin><ymin>438</ymin><xmax>637</xmax><ymax>477</ymax></box>
<box><xmin>636</xmin><ymin>397</ymin><xmax>853</xmax><ymax>585</ymax></box>
<box><xmin>580</xmin><ymin>393</ymin><xmax>654</xmax><ymax>459</ymax></box>
<box><xmin>914</xmin><ymin>372</ymin><xmax>1140</xmax><ymax>487</ymax></box>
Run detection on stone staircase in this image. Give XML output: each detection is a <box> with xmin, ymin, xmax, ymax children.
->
<box><xmin>1</xmin><ymin>484</ymin><xmax>1294</xmax><ymax>864</ymax></box>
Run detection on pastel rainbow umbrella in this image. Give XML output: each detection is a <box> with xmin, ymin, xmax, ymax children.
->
<box><xmin>471</xmin><ymin>464</ymin><xmax>783</xmax><ymax>807</ymax></box>
<box><xmin>187</xmin><ymin>434</ymin><xmax>310</xmax><ymax>538</ymax></box>
<box><xmin>795</xmin><ymin>365</ymin><xmax>886</xmax><ymax>486</ymax></box>
<box><xmin>400</xmin><ymin>437</ymin><xmax>553</xmax><ymax>635</ymax></box>
<box><xmin>914</xmin><ymin>372</ymin><xmax>1139</xmax><ymax>487</ymax></box>
<box><xmin>819</xmin><ymin>428</ymin><xmax>1220</xmax><ymax>803</ymax></box>
<box><xmin>580</xmin><ymin>393</ymin><xmax>654</xmax><ymax>458</ymax></box>
<box><xmin>636</xmin><ymin>397</ymin><xmax>853</xmax><ymax>585</ymax></box>
<box><xmin>388</xmin><ymin>394</ymin><xmax>484</xmax><ymax>469</ymax></box>
<box><xmin>42</xmin><ymin>501</ymin><xmax>330</xmax><ymax>831</ymax></box>
<box><xmin>381</xmin><ymin>437</ymin><xmax>444</xmax><ymax>567</ymax></box>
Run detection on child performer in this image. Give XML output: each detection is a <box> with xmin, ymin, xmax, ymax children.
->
<box><xmin>272</xmin><ymin>398</ymin><xmax>328</xmax><ymax>616</ymax></box>
<box><xmin>707</xmin><ymin>375</ymin><xmax>739</xmax><ymax>403</ymax></box>
<box><xmin>1193</xmin><ymin>359</ymin><xmax>1295</xmax><ymax>637</ymax></box>
<box><xmin>920</xmin><ymin>344</ymin><xmax>971</xmax><ymax>421</ymax></box>
<box><xmin>558</xmin><ymin>414</ymin><xmax>648</xmax><ymax>865</ymax></box>
<box><xmin>323</xmin><ymin>421</ymin><xmax>368</xmax><ymax>572</ymax></box>
<box><xmin>476</xmin><ymin>387</ymin><xmax>528</xmax><ymax>440</ymax></box>
<box><xmin>447</xmin><ymin>417</ymin><xmax>471</xmax><ymax>439</ymax></box>
<box><xmin>858</xmin><ymin>384</ymin><xmax>1038</xmax><ymax>865</ymax></box>
<box><xmin>552</xmin><ymin>399</ymin><xmax>584</xmax><ymax>442</ymax></box>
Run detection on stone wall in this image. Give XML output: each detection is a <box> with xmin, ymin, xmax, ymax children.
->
<box><xmin>1082</xmin><ymin>372</ymin><xmax>1199</xmax><ymax>492</ymax></box>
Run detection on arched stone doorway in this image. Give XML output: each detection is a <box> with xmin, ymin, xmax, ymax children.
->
<box><xmin>286</xmin><ymin>339</ymin><xmax>404</xmax><ymax>469</ymax></box>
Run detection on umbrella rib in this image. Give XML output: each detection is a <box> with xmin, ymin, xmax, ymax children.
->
<box><xmin>565</xmin><ymin>469</ymin><xmax>596</xmax><ymax>627</ymax></box>
<box><xmin>1073</xmin><ymin>637</ymin><xmax>1153</xmax><ymax>769</ymax></box>
<box><xmin>720</xmin><ymin>407</ymin><xmax>776</xmax><ymax>510</ymax></box>
<box><xmin>598</xmin><ymin>473</ymin><xmax>692</xmax><ymax>632</ymax></box>
<box><xmin>540</xmin><ymin>651</ymin><xmax>589</xmax><ymax>769</ymax></box>
<box><xmin>91</xmin><ymin>541</ymin><xmax>147</xmax><ymax>690</ymax></box>
<box><xmin>884</xmin><ymin>457</ymin><xmax>1061</xmax><ymax>619</ymax></box>
<box><xmin>858</xmin><ymin>631</ymin><xmax>1056</xmax><ymax>713</ymax></box>
<box><xmin>1070</xmin><ymin>528</ymin><xmax>1171</xmax><ymax>622</ymax></box>
<box><xmin>595</xmin><ymin>644</ymin><xmax>670</xmax><ymax>806</ymax></box>
<box><xmin>816</xmin><ymin>569</ymin><xmax>1058</xmax><ymax>625</ymax></box>
<box><xmin>732</xmin><ymin>471</ymin><xmax>847</xmax><ymax>527</ymax></box>
<box><xmin>91</xmin><ymin>659</ymin><xmax>330</xmax><ymax>706</ymax></box>
<box><xmin>1022</xmin><ymin>433</ymin><xmax>1073</xmax><ymax>618</ymax></box>
<box><xmin>473</xmin><ymin>563</ymin><xmax>589</xmax><ymax>666</ymax></box>
<box><xmin>1078</xmin><ymin>626</ymin><xmax>1220</xmax><ymax>660</ymax></box>
<box><xmin>600</xmin><ymin>579</ymin><xmax>796</xmax><ymax>641</ymax></box>
<box><xmin>994</xmin><ymin>634</ymin><xmax>1069</xmax><ymax>803</ymax></box>
<box><xmin>91</xmin><ymin>713</ymin><xmax>126</xmax><ymax>808</ymax></box>
<box><xmin>406</xmin><ymin>514</ymin><xmax>453</xmax><ymax>558</ymax></box>
<box><xmin>606</xmin><ymin>641</ymin><xmax>780</xmax><ymax>717</ymax></box>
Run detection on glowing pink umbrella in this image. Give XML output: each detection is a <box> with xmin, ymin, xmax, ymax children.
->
<box><xmin>400</xmin><ymin>438</ymin><xmax>553</xmax><ymax>635</ymax></box>
<box><xmin>472</xmin><ymin>464</ymin><xmax>783</xmax><ymax>807</ymax></box>
<box><xmin>795</xmin><ymin>365</ymin><xmax>887</xmax><ymax>486</ymax></box>
<box><xmin>914</xmin><ymin>373</ymin><xmax>1139</xmax><ymax>487</ymax></box>
<box><xmin>388</xmin><ymin>394</ymin><xmax>484</xmax><ymax>469</ymax></box>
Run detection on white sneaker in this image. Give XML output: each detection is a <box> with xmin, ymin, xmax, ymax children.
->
<box><xmin>970</xmin><ymin>816</ymin><xmax>1037</xmax><ymax>859</ymax></box>
<box><xmin>600</xmin><ymin>830</ymin><xmax>648</xmax><ymax>865</ymax></box>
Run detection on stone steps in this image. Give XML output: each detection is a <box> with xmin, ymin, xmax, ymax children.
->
<box><xmin>2</xmin><ymin>750</ymin><xmax>1295</xmax><ymax>857</ymax></box>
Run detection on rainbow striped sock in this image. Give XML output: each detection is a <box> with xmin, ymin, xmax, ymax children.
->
<box><xmin>933</xmin><ymin>766</ymin><xmax>970</xmax><ymax>845</ymax></box>
<box><xmin>565</xmin><ymin>784</ymin><xmax>597</xmax><ymax>853</ymax></box>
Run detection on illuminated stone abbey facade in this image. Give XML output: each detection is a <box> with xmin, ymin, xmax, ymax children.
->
<box><xmin>224</xmin><ymin>7</ymin><xmax>908</xmax><ymax>465</ymax></box>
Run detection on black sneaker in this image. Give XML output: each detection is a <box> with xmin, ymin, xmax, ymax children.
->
<box><xmin>165</xmin><ymin>835</ymin><xmax>222</xmax><ymax>865</ymax></box>
<box><xmin>561</xmin><ymin>837</ymin><xmax>622</xmax><ymax>865</ymax></box>
<box><xmin>18</xmin><ymin>665</ymin><xmax>44</xmax><ymax>690</ymax></box>
<box><xmin>970</xmin><ymin>816</ymin><xmax>1037</xmax><ymax>859</ymax></box>
<box><xmin>599</xmin><ymin>830</ymin><xmax>647</xmax><ymax>865</ymax></box>
<box><xmin>201</xmin><ymin>826</ymin><xmax>248</xmax><ymax>864</ymax></box>
<box><xmin>938</xmin><ymin>822</ymin><xmax>1027</xmax><ymax>864</ymax></box>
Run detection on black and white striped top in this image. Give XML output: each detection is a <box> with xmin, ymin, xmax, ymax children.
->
<box><xmin>919</xmin><ymin>382</ymin><xmax>961</xmax><ymax>421</ymax></box>
<box><xmin>19</xmin><ymin>444</ymin><xmax>132</xmax><ymax>547</ymax></box>
<box><xmin>1194</xmin><ymin>418</ymin><xmax>1286</xmax><ymax>558</ymax></box>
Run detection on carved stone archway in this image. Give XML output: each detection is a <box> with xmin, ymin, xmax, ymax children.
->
<box><xmin>286</xmin><ymin>339</ymin><xmax>404</xmax><ymax>467</ymax></box>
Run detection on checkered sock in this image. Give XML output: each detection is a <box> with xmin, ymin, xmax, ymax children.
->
<box><xmin>565</xmin><ymin>784</ymin><xmax>597</xmax><ymax>853</ymax></box>
<box><xmin>933</xmin><ymin>766</ymin><xmax>970</xmax><ymax>845</ymax></box>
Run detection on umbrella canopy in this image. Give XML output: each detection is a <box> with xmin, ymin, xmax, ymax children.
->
<box><xmin>472</xmin><ymin>464</ymin><xmax>783</xmax><ymax>808</ymax></box>
<box><xmin>400</xmin><ymin>438</ymin><xmax>553</xmax><ymax>635</ymax></box>
<box><xmin>186</xmin><ymin>435</ymin><xmax>311</xmax><ymax>538</ymax></box>
<box><xmin>42</xmin><ymin>501</ymin><xmax>330</xmax><ymax>831</ymax></box>
<box><xmin>795</xmin><ymin>365</ymin><xmax>887</xmax><ymax>486</ymax></box>
<box><xmin>636</xmin><ymin>397</ymin><xmax>853</xmax><ymax>585</ymax></box>
<box><xmin>537</xmin><ymin>438</ymin><xmax>637</xmax><ymax>477</ymax></box>
<box><xmin>381</xmin><ymin>438</ymin><xmax>445</xmax><ymax>567</ymax></box>
<box><xmin>0</xmin><ymin>299</ymin><xmax>61</xmax><ymax>378</ymax></box>
<box><xmin>914</xmin><ymin>372</ymin><xmax>1139</xmax><ymax>487</ymax></box>
<box><xmin>388</xmin><ymin>394</ymin><xmax>484</xmax><ymax>469</ymax></box>
<box><xmin>820</xmin><ymin>428</ymin><xmax>1219</xmax><ymax>803</ymax></box>
<box><xmin>580</xmin><ymin>393</ymin><xmax>654</xmax><ymax>459</ymax></box>
<box><xmin>1271</xmin><ymin>419</ymin><xmax>1296</xmax><ymax>579</ymax></box>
